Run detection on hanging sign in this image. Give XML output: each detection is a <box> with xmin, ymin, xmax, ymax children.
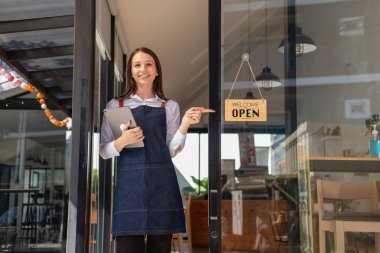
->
<box><xmin>225</xmin><ymin>99</ymin><xmax>267</xmax><ymax>121</ymax></box>
<box><xmin>224</xmin><ymin>53</ymin><xmax>268</xmax><ymax>122</ymax></box>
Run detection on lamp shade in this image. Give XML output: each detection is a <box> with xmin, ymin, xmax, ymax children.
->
<box><xmin>278</xmin><ymin>26</ymin><xmax>317</xmax><ymax>56</ymax></box>
<box><xmin>244</xmin><ymin>91</ymin><xmax>256</xmax><ymax>99</ymax></box>
<box><xmin>256</xmin><ymin>66</ymin><xmax>282</xmax><ymax>90</ymax></box>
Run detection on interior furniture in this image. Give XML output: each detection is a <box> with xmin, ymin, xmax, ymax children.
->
<box><xmin>172</xmin><ymin>232</ymin><xmax>184</xmax><ymax>253</ymax></box>
<box><xmin>185</xmin><ymin>195</ymin><xmax>192</xmax><ymax>253</ymax></box>
<box><xmin>0</xmin><ymin>226</ymin><xmax>16</xmax><ymax>253</ymax></box>
<box><xmin>317</xmin><ymin>179</ymin><xmax>380</xmax><ymax>253</ymax></box>
<box><xmin>289</xmin><ymin>154</ymin><xmax>380</xmax><ymax>253</ymax></box>
<box><xmin>172</xmin><ymin>194</ymin><xmax>193</xmax><ymax>253</ymax></box>
<box><xmin>269</xmin><ymin>211</ymin><xmax>288</xmax><ymax>253</ymax></box>
<box><xmin>221</xmin><ymin>200</ymin><xmax>287</xmax><ymax>252</ymax></box>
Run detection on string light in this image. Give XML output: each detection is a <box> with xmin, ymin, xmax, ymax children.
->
<box><xmin>0</xmin><ymin>64</ymin><xmax>72</xmax><ymax>129</ymax></box>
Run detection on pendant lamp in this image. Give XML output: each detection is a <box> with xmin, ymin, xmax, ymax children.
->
<box><xmin>244</xmin><ymin>91</ymin><xmax>256</xmax><ymax>99</ymax></box>
<box><xmin>256</xmin><ymin>0</ymin><xmax>281</xmax><ymax>90</ymax></box>
<box><xmin>278</xmin><ymin>25</ymin><xmax>317</xmax><ymax>56</ymax></box>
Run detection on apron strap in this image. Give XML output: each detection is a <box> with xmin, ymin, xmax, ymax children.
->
<box><xmin>119</xmin><ymin>99</ymin><xmax>124</xmax><ymax>108</ymax></box>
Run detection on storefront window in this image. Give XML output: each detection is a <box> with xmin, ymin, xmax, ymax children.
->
<box><xmin>220</xmin><ymin>0</ymin><xmax>380</xmax><ymax>252</ymax></box>
<box><xmin>0</xmin><ymin>109</ymin><xmax>69</xmax><ymax>252</ymax></box>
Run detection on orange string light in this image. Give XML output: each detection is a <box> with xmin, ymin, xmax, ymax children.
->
<box><xmin>0</xmin><ymin>64</ymin><xmax>72</xmax><ymax>129</ymax></box>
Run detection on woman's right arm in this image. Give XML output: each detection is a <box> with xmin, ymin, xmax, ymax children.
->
<box><xmin>99</xmin><ymin>116</ymin><xmax>120</xmax><ymax>159</ymax></box>
<box><xmin>99</xmin><ymin>100</ymin><xmax>120</xmax><ymax>159</ymax></box>
<box><xmin>99</xmin><ymin>99</ymin><xmax>145</xmax><ymax>159</ymax></box>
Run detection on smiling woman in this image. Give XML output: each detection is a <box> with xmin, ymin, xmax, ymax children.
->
<box><xmin>99</xmin><ymin>47</ymin><xmax>213</xmax><ymax>253</ymax></box>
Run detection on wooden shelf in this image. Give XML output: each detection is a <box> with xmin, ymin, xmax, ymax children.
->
<box><xmin>308</xmin><ymin>156</ymin><xmax>380</xmax><ymax>172</ymax></box>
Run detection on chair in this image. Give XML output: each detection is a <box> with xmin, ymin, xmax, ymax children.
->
<box><xmin>172</xmin><ymin>232</ymin><xmax>184</xmax><ymax>253</ymax></box>
<box><xmin>268</xmin><ymin>211</ymin><xmax>288</xmax><ymax>253</ymax></box>
<box><xmin>184</xmin><ymin>194</ymin><xmax>192</xmax><ymax>253</ymax></box>
<box><xmin>317</xmin><ymin>179</ymin><xmax>380</xmax><ymax>253</ymax></box>
<box><xmin>172</xmin><ymin>194</ymin><xmax>192</xmax><ymax>253</ymax></box>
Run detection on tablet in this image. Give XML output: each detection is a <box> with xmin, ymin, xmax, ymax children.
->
<box><xmin>103</xmin><ymin>107</ymin><xmax>144</xmax><ymax>148</ymax></box>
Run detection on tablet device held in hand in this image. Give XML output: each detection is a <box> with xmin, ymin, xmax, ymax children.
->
<box><xmin>103</xmin><ymin>107</ymin><xmax>144</xmax><ymax>148</ymax></box>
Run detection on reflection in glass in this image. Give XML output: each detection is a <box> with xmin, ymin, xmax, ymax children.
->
<box><xmin>0</xmin><ymin>110</ymin><xmax>68</xmax><ymax>252</ymax></box>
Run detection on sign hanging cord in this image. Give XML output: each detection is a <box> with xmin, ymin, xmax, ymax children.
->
<box><xmin>226</xmin><ymin>53</ymin><xmax>265</xmax><ymax>101</ymax></box>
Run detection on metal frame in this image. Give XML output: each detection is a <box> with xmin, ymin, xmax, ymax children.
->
<box><xmin>208</xmin><ymin>0</ymin><xmax>222</xmax><ymax>252</ymax></box>
<box><xmin>284</xmin><ymin>0</ymin><xmax>297</xmax><ymax>136</ymax></box>
<box><xmin>96</xmin><ymin>14</ymin><xmax>116</xmax><ymax>253</ymax></box>
<box><xmin>66</xmin><ymin>0</ymin><xmax>95</xmax><ymax>252</ymax></box>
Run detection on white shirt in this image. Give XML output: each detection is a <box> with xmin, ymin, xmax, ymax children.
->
<box><xmin>99</xmin><ymin>94</ymin><xmax>186</xmax><ymax>159</ymax></box>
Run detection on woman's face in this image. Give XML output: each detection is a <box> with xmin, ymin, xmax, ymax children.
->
<box><xmin>131</xmin><ymin>51</ymin><xmax>158</xmax><ymax>88</ymax></box>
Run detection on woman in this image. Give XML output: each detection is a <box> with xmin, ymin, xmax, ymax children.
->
<box><xmin>100</xmin><ymin>47</ymin><xmax>213</xmax><ymax>253</ymax></box>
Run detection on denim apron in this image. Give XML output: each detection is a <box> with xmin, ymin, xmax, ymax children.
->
<box><xmin>112</xmin><ymin>103</ymin><xmax>186</xmax><ymax>236</ymax></box>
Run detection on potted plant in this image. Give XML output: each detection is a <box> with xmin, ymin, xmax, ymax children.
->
<box><xmin>365</xmin><ymin>113</ymin><xmax>380</xmax><ymax>135</ymax></box>
<box><xmin>183</xmin><ymin>176</ymin><xmax>208</xmax><ymax>199</ymax></box>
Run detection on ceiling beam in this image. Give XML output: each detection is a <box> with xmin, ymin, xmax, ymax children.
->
<box><xmin>0</xmin><ymin>48</ymin><xmax>70</xmax><ymax>116</ymax></box>
<box><xmin>7</xmin><ymin>45</ymin><xmax>74</xmax><ymax>60</ymax></box>
<box><xmin>59</xmin><ymin>98</ymin><xmax>72</xmax><ymax>106</ymax></box>
<box><xmin>0</xmin><ymin>15</ymin><xmax>74</xmax><ymax>34</ymax></box>
<box><xmin>30</xmin><ymin>67</ymin><xmax>73</xmax><ymax>80</ymax></box>
<box><xmin>0</xmin><ymin>98</ymin><xmax>58</xmax><ymax>110</ymax></box>
<box><xmin>55</xmin><ymin>76</ymin><xmax>73</xmax><ymax>91</ymax></box>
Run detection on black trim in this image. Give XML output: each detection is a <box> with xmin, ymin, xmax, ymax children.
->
<box><xmin>208</xmin><ymin>0</ymin><xmax>221</xmax><ymax>252</ymax></box>
<box><xmin>284</xmin><ymin>2</ymin><xmax>300</xmax><ymax>251</ymax></box>
<box><xmin>284</xmin><ymin>0</ymin><xmax>297</xmax><ymax>136</ymax></box>
<box><xmin>66</xmin><ymin>0</ymin><xmax>95</xmax><ymax>252</ymax></box>
<box><xmin>187</xmin><ymin>128</ymin><xmax>208</xmax><ymax>134</ymax></box>
<box><xmin>96</xmin><ymin>14</ymin><xmax>116</xmax><ymax>253</ymax></box>
<box><xmin>122</xmin><ymin>53</ymin><xmax>127</xmax><ymax>94</ymax></box>
<box><xmin>8</xmin><ymin>45</ymin><xmax>73</xmax><ymax>60</ymax></box>
<box><xmin>222</xmin><ymin>126</ymin><xmax>285</xmax><ymax>134</ymax></box>
<box><xmin>0</xmin><ymin>98</ymin><xmax>58</xmax><ymax>110</ymax></box>
<box><xmin>97</xmin><ymin>58</ymin><xmax>112</xmax><ymax>253</ymax></box>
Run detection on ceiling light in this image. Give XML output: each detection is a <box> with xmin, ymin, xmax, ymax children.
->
<box><xmin>256</xmin><ymin>0</ymin><xmax>281</xmax><ymax>90</ymax></box>
<box><xmin>256</xmin><ymin>66</ymin><xmax>282</xmax><ymax>91</ymax></box>
<box><xmin>278</xmin><ymin>26</ymin><xmax>317</xmax><ymax>56</ymax></box>
<box><xmin>244</xmin><ymin>91</ymin><xmax>255</xmax><ymax>99</ymax></box>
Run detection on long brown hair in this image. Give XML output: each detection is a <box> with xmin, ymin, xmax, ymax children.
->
<box><xmin>119</xmin><ymin>47</ymin><xmax>167</xmax><ymax>101</ymax></box>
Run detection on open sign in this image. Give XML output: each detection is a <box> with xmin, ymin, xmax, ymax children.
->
<box><xmin>225</xmin><ymin>99</ymin><xmax>267</xmax><ymax>122</ymax></box>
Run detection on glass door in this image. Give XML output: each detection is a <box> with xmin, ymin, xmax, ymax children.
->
<box><xmin>218</xmin><ymin>0</ymin><xmax>295</xmax><ymax>250</ymax></box>
<box><xmin>212</xmin><ymin>1</ymin><xmax>380</xmax><ymax>253</ymax></box>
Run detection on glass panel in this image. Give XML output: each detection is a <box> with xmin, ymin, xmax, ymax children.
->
<box><xmin>295</xmin><ymin>1</ymin><xmax>380</xmax><ymax>253</ymax></box>
<box><xmin>220</xmin><ymin>0</ymin><xmax>293</xmax><ymax>252</ymax></box>
<box><xmin>221</xmin><ymin>0</ymin><xmax>380</xmax><ymax>253</ymax></box>
<box><xmin>0</xmin><ymin>109</ymin><xmax>69</xmax><ymax>252</ymax></box>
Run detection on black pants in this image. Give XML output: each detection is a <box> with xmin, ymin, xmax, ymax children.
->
<box><xmin>116</xmin><ymin>234</ymin><xmax>172</xmax><ymax>253</ymax></box>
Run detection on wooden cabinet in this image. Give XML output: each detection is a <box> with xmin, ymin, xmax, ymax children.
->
<box><xmin>189</xmin><ymin>198</ymin><xmax>287</xmax><ymax>251</ymax></box>
<box><xmin>221</xmin><ymin>200</ymin><xmax>287</xmax><ymax>252</ymax></box>
<box><xmin>189</xmin><ymin>198</ymin><xmax>209</xmax><ymax>247</ymax></box>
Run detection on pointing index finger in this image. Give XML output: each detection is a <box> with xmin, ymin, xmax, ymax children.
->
<box><xmin>200</xmin><ymin>108</ymin><xmax>216</xmax><ymax>113</ymax></box>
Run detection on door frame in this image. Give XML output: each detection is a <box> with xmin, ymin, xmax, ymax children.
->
<box><xmin>208</xmin><ymin>0</ymin><xmax>222</xmax><ymax>252</ymax></box>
